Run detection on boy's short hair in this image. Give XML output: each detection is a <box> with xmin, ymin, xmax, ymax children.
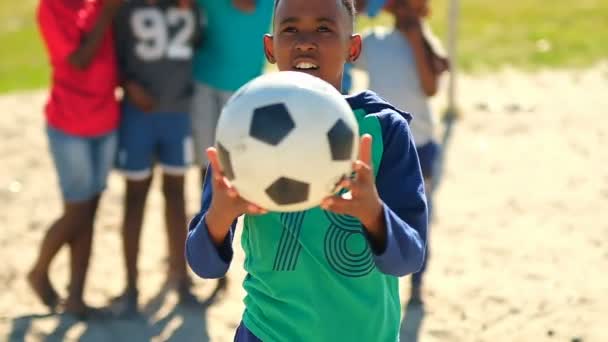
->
<box><xmin>273</xmin><ymin>0</ymin><xmax>357</xmax><ymax>28</ymax></box>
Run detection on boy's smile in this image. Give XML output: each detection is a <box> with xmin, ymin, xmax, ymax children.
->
<box><xmin>292</xmin><ymin>54</ymin><xmax>320</xmax><ymax>76</ymax></box>
<box><xmin>264</xmin><ymin>0</ymin><xmax>361</xmax><ymax>90</ymax></box>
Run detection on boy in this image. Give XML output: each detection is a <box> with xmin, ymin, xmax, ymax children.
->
<box><xmin>352</xmin><ymin>0</ymin><xmax>448</xmax><ymax>304</ymax></box>
<box><xmin>28</xmin><ymin>0</ymin><xmax>122</xmax><ymax>318</ymax></box>
<box><xmin>190</xmin><ymin>0</ymin><xmax>275</xmax><ymax>292</ymax></box>
<box><xmin>341</xmin><ymin>0</ymin><xmax>389</xmax><ymax>94</ymax></box>
<box><xmin>111</xmin><ymin>0</ymin><xmax>202</xmax><ymax>314</ymax></box>
<box><xmin>186</xmin><ymin>0</ymin><xmax>428</xmax><ymax>340</ymax></box>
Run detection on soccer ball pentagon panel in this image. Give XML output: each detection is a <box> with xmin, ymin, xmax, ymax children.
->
<box><xmin>215</xmin><ymin>71</ymin><xmax>359</xmax><ymax>212</ymax></box>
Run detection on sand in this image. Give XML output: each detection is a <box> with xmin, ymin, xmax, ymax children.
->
<box><xmin>0</xmin><ymin>63</ymin><xmax>607</xmax><ymax>341</ymax></box>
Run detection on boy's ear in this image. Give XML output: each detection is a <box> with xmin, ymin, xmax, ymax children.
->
<box><xmin>348</xmin><ymin>34</ymin><xmax>363</xmax><ymax>62</ymax></box>
<box><xmin>263</xmin><ymin>34</ymin><xmax>276</xmax><ymax>64</ymax></box>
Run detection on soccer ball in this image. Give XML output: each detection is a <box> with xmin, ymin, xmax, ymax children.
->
<box><xmin>215</xmin><ymin>71</ymin><xmax>359</xmax><ymax>212</ymax></box>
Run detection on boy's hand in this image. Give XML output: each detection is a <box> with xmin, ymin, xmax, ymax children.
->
<box><xmin>205</xmin><ymin>147</ymin><xmax>267</xmax><ymax>244</ymax></box>
<box><xmin>103</xmin><ymin>0</ymin><xmax>124</xmax><ymax>14</ymax></box>
<box><xmin>321</xmin><ymin>135</ymin><xmax>385</xmax><ymax>233</ymax></box>
<box><xmin>432</xmin><ymin>54</ymin><xmax>449</xmax><ymax>74</ymax></box>
<box><xmin>398</xmin><ymin>16</ymin><xmax>423</xmax><ymax>39</ymax></box>
<box><xmin>232</xmin><ymin>0</ymin><xmax>256</xmax><ymax>12</ymax></box>
<box><xmin>124</xmin><ymin>81</ymin><xmax>156</xmax><ymax>113</ymax></box>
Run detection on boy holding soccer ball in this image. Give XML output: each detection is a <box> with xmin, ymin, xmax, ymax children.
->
<box><xmin>186</xmin><ymin>0</ymin><xmax>427</xmax><ymax>340</ymax></box>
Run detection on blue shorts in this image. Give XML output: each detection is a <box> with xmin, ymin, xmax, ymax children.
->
<box><xmin>234</xmin><ymin>322</ymin><xmax>261</xmax><ymax>342</ymax></box>
<box><xmin>47</xmin><ymin>125</ymin><xmax>117</xmax><ymax>203</ymax></box>
<box><xmin>416</xmin><ymin>141</ymin><xmax>440</xmax><ymax>180</ymax></box>
<box><xmin>116</xmin><ymin>103</ymin><xmax>193</xmax><ymax>180</ymax></box>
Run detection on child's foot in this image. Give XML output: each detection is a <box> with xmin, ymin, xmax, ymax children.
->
<box><xmin>216</xmin><ymin>277</ymin><xmax>228</xmax><ymax>293</ymax></box>
<box><xmin>108</xmin><ymin>289</ymin><xmax>139</xmax><ymax>318</ymax></box>
<box><xmin>63</xmin><ymin>299</ymin><xmax>112</xmax><ymax>321</ymax></box>
<box><xmin>27</xmin><ymin>269</ymin><xmax>59</xmax><ymax>311</ymax></box>
<box><xmin>408</xmin><ymin>285</ymin><xmax>423</xmax><ymax>306</ymax></box>
<box><xmin>177</xmin><ymin>281</ymin><xmax>200</xmax><ymax>307</ymax></box>
<box><xmin>209</xmin><ymin>277</ymin><xmax>228</xmax><ymax>300</ymax></box>
<box><xmin>165</xmin><ymin>273</ymin><xmax>201</xmax><ymax>306</ymax></box>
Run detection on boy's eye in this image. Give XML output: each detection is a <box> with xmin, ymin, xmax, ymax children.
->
<box><xmin>283</xmin><ymin>26</ymin><xmax>297</xmax><ymax>33</ymax></box>
<box><xmin>317</xmin><ymin>26</ymin><xmax>332</xmax><ymax>33</ymax></box>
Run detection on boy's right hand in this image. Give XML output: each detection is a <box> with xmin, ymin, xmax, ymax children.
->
<box><xmin>205</xmin><ymin>147</ymin><xmax>267</xmax><ymax>244</ymax></box>
<box><xmin>124</xmin><ymin>81</ymin><xmax>156</xmax><ymax>113</ymax></box>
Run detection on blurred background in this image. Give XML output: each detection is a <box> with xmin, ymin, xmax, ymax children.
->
<box><xmin>2</xmin><ymin>0</ymin><xmax>608</xmax><ymax>92</ymax></box>
<box><xmin>0</xmin><ymin>0</ymin><xmax>607</xmax><ymax>341</ymax></box>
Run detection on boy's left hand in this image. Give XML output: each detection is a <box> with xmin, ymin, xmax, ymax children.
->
<box><xmin>124</xmin><ymin>81</ymin><xmax>156</xmax><ymax>113</ymax></box>
<box><xmin>321</xmin><ymin>134</ymin><xmax>385</xmax><ymax>233</ymax></box>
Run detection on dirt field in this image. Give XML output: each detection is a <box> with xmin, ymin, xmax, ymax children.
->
<box><xmin>1</xmin><ymin>64</ymin><xmax>607</xmax><ymax>341</ymax></box>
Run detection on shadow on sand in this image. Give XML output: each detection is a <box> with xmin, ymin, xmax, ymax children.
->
<box><xmin>400</xmin><ymin>301</ymin><xmax>426</xmax><ymax>342</ymax></box>
<box><xmin>5</xmin><ymin>282</ymin><xmax>224</xmax><ymax>342</ymax></box>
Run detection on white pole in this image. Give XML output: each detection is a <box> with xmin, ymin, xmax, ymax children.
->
<box><xmin>436</xmin><ymin>0</ymin><xmax>460</xmax><ymax>187</ymax></box>
<box><xmin>446</xmin><ymin>0</ymin><xmax>459</xmax><ymax>115</ymax></box>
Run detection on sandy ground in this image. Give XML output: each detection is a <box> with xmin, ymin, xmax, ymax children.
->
<box><xmin>0</xmin><ymin>64</ymin><xmax>607</xmax><ymax>342</ymax></box>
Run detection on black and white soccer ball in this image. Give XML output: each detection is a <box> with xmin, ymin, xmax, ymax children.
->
<box><xmin>215</xmin><ymin>71</ymin><xmax>359</xmax><ymax>212</ymax></box>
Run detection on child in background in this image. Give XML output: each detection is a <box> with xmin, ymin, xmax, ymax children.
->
<box><xmin>186</xmin><ymin>0</ymin><xmax>428</xmax><ymax>340</ymax></box>
<box><xmin>111</xmin><ymin>0</ymin><xmax>203</xmax><ymax>315</ymax></box>
<box><xmin>29</xmin><ymin>0</ymin><xmax>122</xmax><ymax>318</ymax></box>
<box><xmin>340</xmin><ymin>0</ymin><xmax>389</xmax><ymax>94</ymax></box>
<box><xmin>189</xmin><ymin>0</ymin><xmax>275</xmax><ymax>293</ymax></box>
<box><xmin>190</xmin><ymin>0</ymin><xmax>274</xmax><ymax>182</ymax></box>
<box><xmin>352</xmin><ymin>0</ymin><xmax>448</xmax><ymax>304</ymax></box>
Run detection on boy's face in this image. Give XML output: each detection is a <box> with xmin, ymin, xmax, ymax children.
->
<box><xmin>264</xmin><ymin>0</ymin><xmax>362</xmax><ymax>91</ymax></box>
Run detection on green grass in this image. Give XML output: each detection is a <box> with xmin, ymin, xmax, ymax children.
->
<box><xmin>358</xmin><ymin>0</ymin><xmax>608</xmax><ymax>72</ymax></box>
<box><xmin>1</xmin><ymin>0</ymin><xmax>607</xmax><ymax>93</ymax></box>
<box><xmin>0</xmin><ymin>0</ymin><xmax>49</xmax><ymax>93</ymax></box>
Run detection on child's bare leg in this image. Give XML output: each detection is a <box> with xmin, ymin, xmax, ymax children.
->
<box><xmin>111</xmin><ymin>177</ymin><xmax>152</xmax><ymax>314</ymax></box>
<box><xmin>162</xmin><ymin>173</ymin><xmax>195</xmax><ymax>301</ymax></box>
<box><xmin>28</xmin><ymin>200</ymin><xmax>97</xmax><ymax>310</ymax></box>
<box><xmin>410</xmin><ymin>175</ymin><xmax>434</xmax><ymax>304</ymax></box>
<box><xmin>109</xmin><ymin>178</ymin><xmax>150</xmax><ymax>316</ymax></box>
<box><xmin>63</xmin><ymin>195</ymin><xmax>100</xmax><ymax>314</ymax></box>
<box><xmin>162</xmin><ymin>173</ymin><xmax>188</xmax><ymax>281</ymax></box>
<box><xmin>122</xmin><ymin>178</ymin><xmax>152</xmax><ymax>292</ymax></box>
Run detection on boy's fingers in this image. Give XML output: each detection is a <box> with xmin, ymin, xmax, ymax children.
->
<box><xmin>206</xmin><ymin>147</ymin><xmax>223</xmax><ymax>177</ymax></box>
<box><xmin>339</xmin><ymin>179</ymin><xmax>352</xmax><ymax>190</ymax></box>
<box><xmin>320</xmin><ymin>197</ymin><xmax>352</xmax><ymax>216</ymax></box>
<box><xmin>227</xmin><ymin>187</ymin><xmax>240</xmax><ymax>198</ymax></box>
<box><xmin>353</xmin><ymin>160</ymin><xmax>373</xmax><ymax>184</ymax></box>
<box><xmin>358</xmin><ymin>134</ymin><xmax>373</xmax><ymax>167</ymax></box>
<box><xmin>208</xmin><ymin>147</ymin><xmax>235</xmax><ymax>191</ymax></box>
<box><xmin>245</xmin><ymin>203</ymin><xmax>267</xmax><ymax>215</ymax></box>
<box><xmin>207</xmin><ymin>147</ymin><xmax>231</xmax><ymax>185</ymax></box>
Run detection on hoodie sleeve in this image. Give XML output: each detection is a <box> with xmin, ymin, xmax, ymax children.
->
<box><xmin>185</xmin><ymin>167</ymin><xmax>238</xmax><ymax>279</ymax></box>
<box><xmin>369</xmin><ymin>110</ymin><xmax>428</xmax><ymax>277</ymax></box>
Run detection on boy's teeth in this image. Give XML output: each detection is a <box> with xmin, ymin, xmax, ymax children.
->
<box><xmin>296</xmin><ymin>62</ymin><xmax>318</xmax><ymax>69</ymax></box>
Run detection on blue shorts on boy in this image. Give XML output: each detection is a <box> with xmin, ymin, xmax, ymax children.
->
<box><xmin>47</xmin><ymin>125</ymin><xmax>117</xmax><ymax>202</ymax></box>
<box><xmin>116</xmin><ymin>103</ymin><xmax>193</xmax><ymax>180</ymax></box>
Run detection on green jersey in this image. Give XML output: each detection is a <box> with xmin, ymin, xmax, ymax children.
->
<box><xmin>187</xmin><ymin>91</ymin><xmax>428</xmax><ymax>342</ymax></box>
